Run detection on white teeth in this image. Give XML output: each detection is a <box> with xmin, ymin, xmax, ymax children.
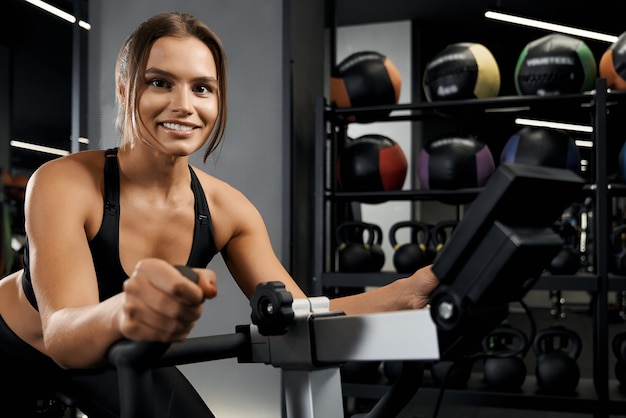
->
<box><xmin>163</xmin><ymin>122</ymin><xmax>193</xmax><ymax>131</ymax></box>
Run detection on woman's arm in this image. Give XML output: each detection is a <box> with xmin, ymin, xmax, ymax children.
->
<box><xmin>26</xmin><ymin>158</ymin><xmax>124</xmax><ymax>368</ymax></box>
<box><xmin>210</xmin><ymin>177</ymin><xmax>438</xmax><ymax>315</ymax></box>
<box><xmin>26</xmin><ymin>157</ymin><xmax>217</xmax><ymax>369</ymax></box>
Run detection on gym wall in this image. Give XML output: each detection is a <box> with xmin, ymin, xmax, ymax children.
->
<box><xmin>87</xmin><ymin>0</ymin><xmax>287</xmax><ymax>416</ymax></box>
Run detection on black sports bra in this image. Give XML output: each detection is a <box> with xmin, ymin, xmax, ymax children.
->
<box><xmin>22</xmin><ymin>148</ymin><xmax>217</xmax><ymax>309</ymax></box>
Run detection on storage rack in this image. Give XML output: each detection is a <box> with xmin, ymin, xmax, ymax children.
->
<box><xmin>312</xmin><ymin>80</ymin><xmax>626</xmax><ymax>416</ymax></box>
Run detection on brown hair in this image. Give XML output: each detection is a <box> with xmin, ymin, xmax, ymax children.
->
<box><xmin>115</xmin><ymin>12</ymin><xmax>227</xmax><ymax>162</ymax></box>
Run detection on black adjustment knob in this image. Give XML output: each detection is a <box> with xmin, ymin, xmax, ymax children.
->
<box><xmin>250</xmin><ymin>281</ymin><xmax>294</xmax><ymax>336</ymax></box>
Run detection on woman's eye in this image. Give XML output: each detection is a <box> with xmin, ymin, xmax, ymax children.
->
<box><xmin>149</xmin><ymin>79</ymin><xmax>168</xmax><ymax>88</ymax></box>
<box><xmin>194</xmin><ymin>85</ymin><xmax>212</xmax><ymax>94</ymax></box>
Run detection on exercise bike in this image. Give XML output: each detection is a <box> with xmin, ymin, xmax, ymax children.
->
<box><xmin>105</xmin><ymin>163</ymin><xmax>584</xmax><ymax>418</ymax></box>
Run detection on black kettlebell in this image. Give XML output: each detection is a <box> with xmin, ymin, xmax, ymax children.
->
<box><xmin>611</xmin><ymin>225</ymin><xmax>626</xmax><ymax>275</ymax></box>
<box><xmin>548</xmin><ymin>220</ymin><xmax>580</xmax><ymax>275</ymax></box>
<box><xmin>481</xmin><ymin>325</ymin><xmax>528</xmax><ymax>391</ymax></box>
<box><xmin>389</xmin><ymin>221</ymin><xmax>430</xmax><ymax>274</ymax></box>
<box><xmin>336</xmin><ymin>221</ymin><xmax>374</xmax><ymax>273</ymax></box>
<box><xmin>612</xmin><ymin>331</ymin><xmax>626</xmax><ymax>387</ymax></box>
<box><xmin>533</xmin><ymin>325</ymin><xmax>582</xmax><ymax>394</ymax></box>
<box><xmin>367</xmin><ymin>222</ymin><xmax>385</xmax><ymax>272</ymax></box>
<box><xmin>430</xmin><ymin>220</ymin><xmax>458</xmax><ymax>262</ymax></box>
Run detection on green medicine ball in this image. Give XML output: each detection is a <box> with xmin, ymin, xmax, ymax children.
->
<box><xmin>515</xmin><ymin>33</ymin><xmax>597</xmax><ymax>96</ymax></box>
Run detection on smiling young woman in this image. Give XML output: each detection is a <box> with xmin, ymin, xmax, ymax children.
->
<box><xmin>0</xmin><ymin>11</ymin><xmax>438</xmax><ymax>417</ymax></box>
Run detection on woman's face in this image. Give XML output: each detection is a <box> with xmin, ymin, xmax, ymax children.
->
<box><xmin>136</xmin><ymin>35</ymin><xmax>219</xmax><ymax>156</ymax></box>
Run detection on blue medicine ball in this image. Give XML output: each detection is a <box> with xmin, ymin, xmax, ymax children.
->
<box><xmin>501</xmin><ymin>127</ymin><xmax>581</xmax><ymax>175</ymax></box>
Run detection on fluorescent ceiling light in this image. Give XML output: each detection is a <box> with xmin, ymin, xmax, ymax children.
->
<box><xmin>575</xmin><ymin>140</ymin><xmax>593</xmax><ymax>148</ymax></box>
<box><xmin>485</xmin><ymin>10</ymin><xmax>618</xmax><ymax>43</ymax></box>
<box><xmin>10</xmin><ymin>140</ymin><xmax>70</xmax><ymax>156</ymax></box>
<box><xmin>515</xmin><ymin>118</ymin><xmax>593</xmax><ymax>148</ymax></box>
<box><xmin>515</xmin><ymin>117</ymin><xmax>593</xmax><ymax>133</ymax></box>
<box><xmin>24</xmin><ymin>0</ymin><xmax>91</xmax><ymax>30</ymax></box>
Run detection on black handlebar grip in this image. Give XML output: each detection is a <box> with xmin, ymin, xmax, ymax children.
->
<box><xmin>108</xmin><ymin>265</ymin><xmax>199</xmax><ymax>369</ymax></box>
<box><xmin>174</xmin><ymin>264</ymin><xmax>199</xmax><ymax>284</ymax></box>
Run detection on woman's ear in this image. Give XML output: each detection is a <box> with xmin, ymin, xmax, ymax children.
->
<box><xmin>116</xmin><ymin>78</ymin><xmax>125</xmax><ymax>102</ymax></box>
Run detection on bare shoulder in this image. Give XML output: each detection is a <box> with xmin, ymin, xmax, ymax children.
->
<box><xmin>190</xmin><ymin>166</ymin><xmax>252</xmax><ymax>208</ymax></box>
<box><xmin>29</xmin><ymin>150</ymin><xmax>105</xmax><ymax>190</ymax></box>
<box><xmin>26</xmin><ymin>150</ymin><xmax>107</xmax><ymax>221</ymax></box>
<box><xmin>190</xmin><ymin>166</ymin><xmax>263</xmax><ymax>247</ymax></box>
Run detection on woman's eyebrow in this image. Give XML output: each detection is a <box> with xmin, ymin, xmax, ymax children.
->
<box><xmin>145</xmin><ymin>67</ymin><xmax>217</xmax><ymax>84</ymax></box>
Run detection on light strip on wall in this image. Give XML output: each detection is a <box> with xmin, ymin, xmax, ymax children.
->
<box><xmin>484</xmin><ymin>11</ymin><xmax>618</xmax><ymax>43</ymax></box>
<box><xmin>10</xmin><ymin>140</ymin><xmax>70</xmax><ymax>156</ymax></box>
<box><xmin>24</xmin><ymin>0</ymin><xmax>91</xmax><ymax>30</ymax></box>
<box><xmin>515</xmin><ymin>118</ymin><xmax>594</xmax><ymax>148</ymax></box>
<box><xmin>515</xmin><ymin>118</ymin><xmax>593</xmax><ymax>133</ymax></box>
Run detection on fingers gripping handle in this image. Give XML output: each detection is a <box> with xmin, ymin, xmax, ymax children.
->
<box><xmin>108</xmin><ymin>265</ymin><xmax>198</xmax><ymax>418</ymax></box>
<box><xmin>174</xmin><ymin>264</ymin><xmax>199</xmax><ymax>283</ymax></box>
<box><xmin>109</xmin><ymin>265</ymin><xmax>199</xmax><ymax>367</ymax></box>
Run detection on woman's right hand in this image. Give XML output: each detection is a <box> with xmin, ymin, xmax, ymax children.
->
<box><xmin>119</xmin><ymin>258</ymin><xmax>217</xmax><ymax>343</ymax></box>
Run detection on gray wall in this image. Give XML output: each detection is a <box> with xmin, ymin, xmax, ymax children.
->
<box><xmin>88</xmin><ymin>1</ymin><xmax>288</xmax><ymax>415</ymax></box>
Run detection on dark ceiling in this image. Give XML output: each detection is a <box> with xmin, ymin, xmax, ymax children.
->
<box><xmin>335</xmin><ymin>0</ymin><xmax>623</xmax><ymax>35</ymax></box>
<box><xmin>3</xmin><ymin>0</ymin><xmax>625</xmax><ymax>174</ymax></box>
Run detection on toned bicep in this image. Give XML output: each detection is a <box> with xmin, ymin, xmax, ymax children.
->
<box><xmin>25</xmin><ymin>163</ymin><xmax>101</xmax><ymax>319</ymax></box>
<box><xmin>217</xmin><ymin>195</ymin><xmax>305</xmax><ymax>300</ymax></box>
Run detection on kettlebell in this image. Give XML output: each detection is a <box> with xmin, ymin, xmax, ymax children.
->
<box><xmin>533</xmin><ymin>325</ymin><xmax>582</xmax><ymax>394</ymax></box>
<box><xmin>367</xmin><ymin>222</ymin><xmax>385</xmax><ymax>272</ymax></box>
<box><xmin>612</xmin><ymin>331</ymin><xmax>626</xmax><ymax>387</ymax></box>
<box><xmin>430</xmin><ymin>220</ymin><xmax>458</xmax><ymax>262</ymax></box>
<box><xmin>548</xmin><ymin>220</ymin><xmax>580</xmax><ymax>275</ymax></box>
<box><xmin>481</xmin><ymin>325</ymin><xmax>528</xmax><ymax>391</ymax></box>
<box><xmin>336</xmin><ymin>221</ymin><xmax>374</xmax><ymax>273</ymax></box>
<box><xmin>611</xmin><ymin>225</ymin><xmax>626</xmax><ymax>275</ymax></box>
<box><xmin>389</xmin><ymin>221</ymin><xmax>431</xmax><ymax>274</ymax></box>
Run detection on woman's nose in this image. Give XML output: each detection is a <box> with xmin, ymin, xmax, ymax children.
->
<box><xmin>172</xmin><ymin>89</ymin><xmax>193</xmax><ymax>115</ymax></box>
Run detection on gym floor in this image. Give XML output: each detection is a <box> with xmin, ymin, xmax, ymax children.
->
<box><xmin>344</xmin><ymin>303</ymin><xmax>626</xmax><ymax>418</ymax></box>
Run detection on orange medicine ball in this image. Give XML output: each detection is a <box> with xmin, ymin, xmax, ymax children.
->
<box><xmin>600</xmin><ymin>31</ymin><xmax>626</xmax><ymax>90</ymax></box>
<box><xmin>331</xmin><ymin>51</ymin><xmax>401</xmax><ymax>122</ymax></box>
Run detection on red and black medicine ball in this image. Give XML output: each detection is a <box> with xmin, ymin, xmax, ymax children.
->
<box><xmin>337</xmin><ymin>134</ymin><xmax>408</xmax><ymax>193</ymax></box>
<box><xmin>600</xmin><ymin>31</ymin><xmax>626</xmax><ymax>91</ymax></box>
<box><xmin>417</xmin><ymin>135</ymin><xmax>495</xmax><ymax>190</ymax></box>
<box><xmin>515</xmin><ymin>33</ymin><xmax>597</xmax><ymax>96</ymax></box>
<box><xmin>423</xmin><ymin>42</ymin><xmax>501</xmax><ymax>102</ymax></box>
<box><xmin>500</xmin><ymin>127</ymin><xmax>581</xmax><ymax>175</ymax></box>
<box><xmin>331</xmin><ymin>51</ymin><xmax>402</xmax><ymax>122</ymax></box>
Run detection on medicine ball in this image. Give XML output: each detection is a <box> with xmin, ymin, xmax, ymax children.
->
<box><xmin>423</xmin><ymin>42</ymin><xmax>501</xmax><ymax>102</ymax></box>
<box><xmin>337</xmin><ymin>134</ymin><xmax>408</xmax><ymax>193</ymax></box>
<box><xmin>331</xmin><ymin>51</ymin><xmax>402</xmax><ymax>122</ymax></box>
<box><xmin>500</xmin><ymin>127</ymin><xmax>581</xmax><ymax>175</ymax></box>
<box><xmin>417</xmin><ymin>135</ymin><xmax>495</xmax><ymax>190</ymax></box>
<box><xmin>600</xmin><ymin>31</ymin><xmax>626</xmax><ymax>90</ymax></box>
<box><xmin>515</xmin><ymin>33</ymin><xmax>597</xmax><ymax>96</ymax></box>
